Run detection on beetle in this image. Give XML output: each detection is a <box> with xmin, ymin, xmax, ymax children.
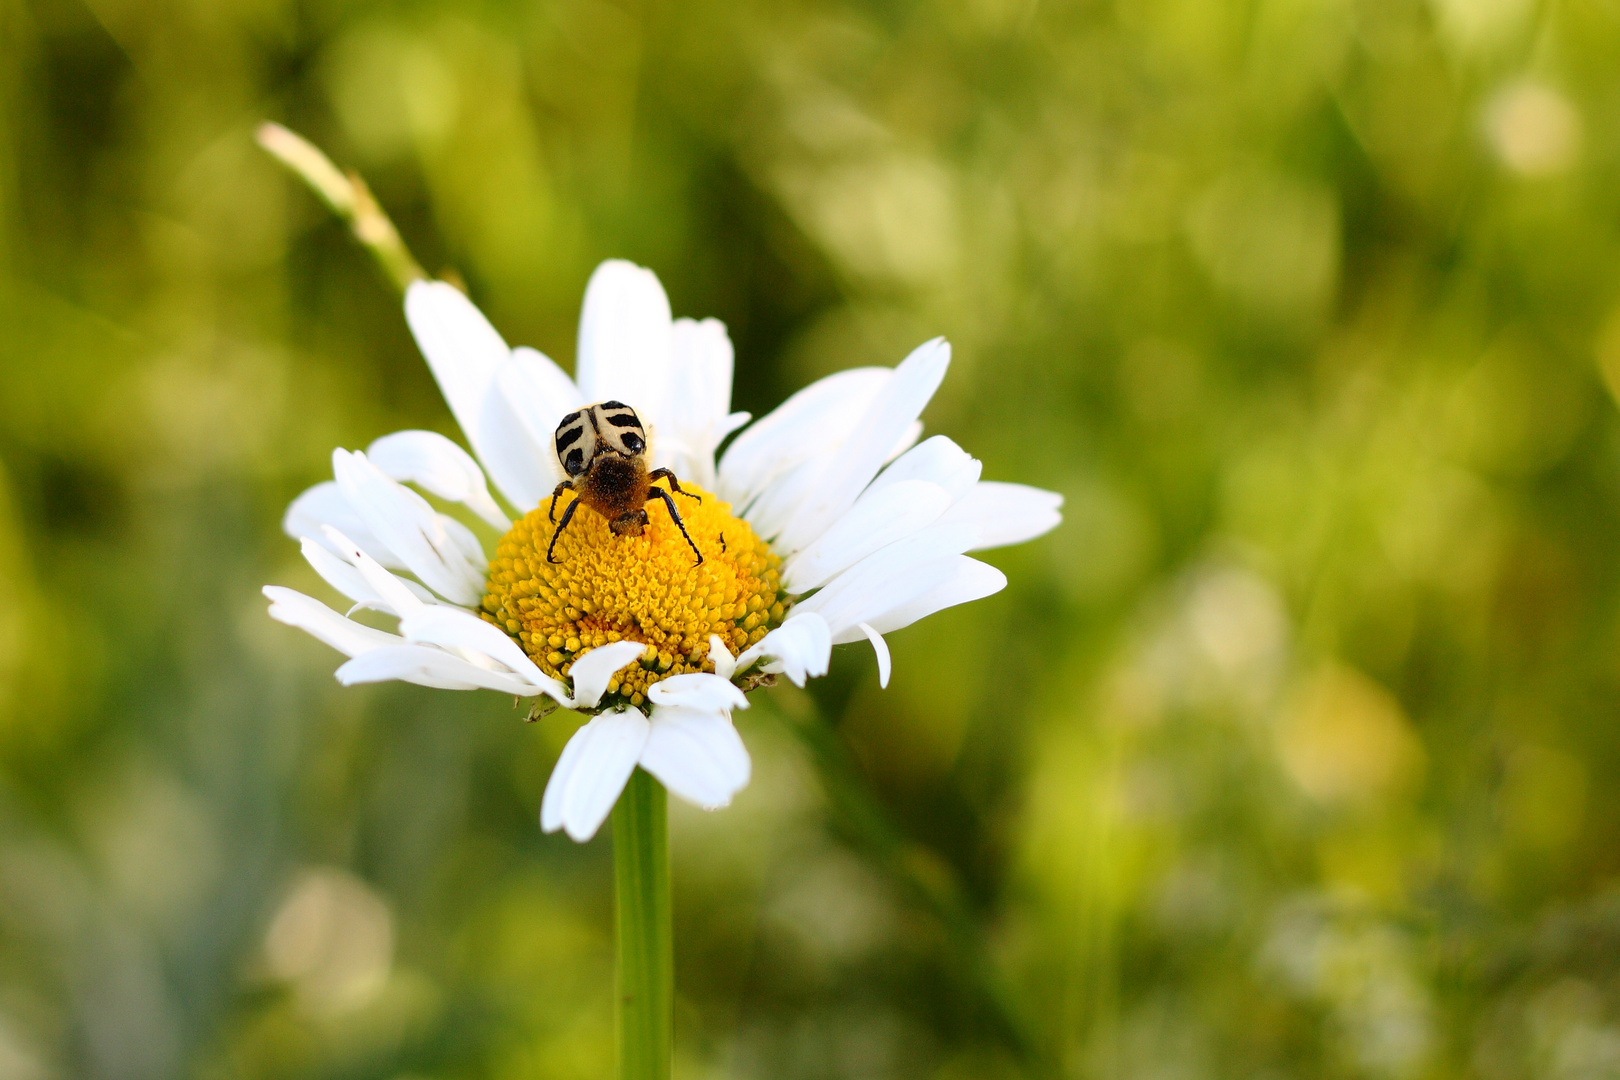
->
<box><xmin>546</xmin><ymin>401</ymin><xmax>702</xmax><ymax>565</ymax></box>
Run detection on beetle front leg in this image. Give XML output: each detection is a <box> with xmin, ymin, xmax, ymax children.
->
<box><xmin>548</xmin><ymin>480</ymin><xmax>575</xmax><ymax>523</ymax></box>
<box><xmin>546</xmin><ymin>498</ymin><xmax>581</xmax><ymax>563</ymax></box>
<box><xmin>647</xmin><ymin>468</ymin><xmax>701</xmax><ymax>502</ymax></box>
<box><xmin>649</xmin><ymin>487</ymin><xmax>703</xmax><ymax>565</ymax></box>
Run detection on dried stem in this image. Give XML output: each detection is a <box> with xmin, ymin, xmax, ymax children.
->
<box><xmin>255</xmin><ymin>122</ymin><xmax>426</xmax><ymax>293</ymax></box>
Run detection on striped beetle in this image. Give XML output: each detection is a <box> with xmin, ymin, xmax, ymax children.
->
<box><xmin>546</xmin><ymin>401</ymin><xmax>703</xmax><ymax>565</ymax></box>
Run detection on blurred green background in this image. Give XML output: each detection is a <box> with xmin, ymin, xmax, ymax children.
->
<box><xmin>3</xmin><ymin>0</ymin><xmax>1620</xmax><ymax>1076</ymax></box>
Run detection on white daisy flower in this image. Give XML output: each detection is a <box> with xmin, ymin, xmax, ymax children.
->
<box><xmin>265</xmin><ymin>260</ymin><xmax>1062</xmax><ymax>842</ymax></box>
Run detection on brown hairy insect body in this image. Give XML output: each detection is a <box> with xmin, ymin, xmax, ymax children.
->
<box><xmin>546</xmin><ymin>401</ymin><xmax>703</xmax><ymax>564</ymax></box>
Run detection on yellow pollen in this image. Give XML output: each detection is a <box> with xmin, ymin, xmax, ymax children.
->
<box><xmin>481</xmin><ymin>482</ymin><xmax>784</xmax><ymax>706</ymax></box>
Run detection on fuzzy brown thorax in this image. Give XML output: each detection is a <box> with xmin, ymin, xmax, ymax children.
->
<box><xmin>577</xmin><ymin>452</ymin><xmax>650</xmax><ymax>531</ymax></box>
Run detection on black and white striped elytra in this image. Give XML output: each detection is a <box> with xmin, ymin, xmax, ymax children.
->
<box><xmin>553</xmin><ymin>400</ymin><xmax>646</xmax><ymax>477</ymax></box>
<box><xmin>546</xmin><ymin>401</ymin><xmax>703</xmax><ymax>565</ymax></box>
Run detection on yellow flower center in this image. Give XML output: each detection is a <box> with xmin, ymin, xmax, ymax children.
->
<box><xmin>481</xmin><ymin>482</ymin><xmax>784</xmax><ymax>707</ymax></box>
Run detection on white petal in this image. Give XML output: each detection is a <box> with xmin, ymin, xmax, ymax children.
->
<box><xmin>299</xmin><ymin>536</ymin><xmax>434</xmax><ymax>613</ymax></box>
<box><xmin>670</xmin><ymin>319</ymin><xmax>733</xmax><ymax>433</ymax></box>
<box><xmin>397</xmin><ymin>605</ymin><xmax>560</xmax><ymax>692</ymax></box>
<box><xmin>857</xmin><ymin>622</ymin><xmax>892</xmax><ymax>688</ymax></box>
<box><xmin>402</xmin><ymin>282</ymin><xmax>558</xmax><ymax>511</ymax></box>
<box><xmin>299</xmin><ymin>537</ymin><xmax>377</xmax><ymax>608</ymax></box>
<box><xmin>285</xmin><ymin>482</ymin><xmax>403</xmax><ymax>569</ymax></box>
<box><xmin>367</xmin><ymin>430</ymin><xmax>509</xmax><ymax>529</ymax></box>
<box><xmin>541</xmin><ymin>707</ymin><xmax>651</xmax><ymax>842</ymax></box>
<box><xmin>472</xmin><ymin>378</ymin><xmax>554</xmax><ymax>513</ymax></box>
<box><xmin>936</xmin><ymin>481</ymin><xmax>1064</xmax><ymax>550</ymax></box>
<box><xmin>320</xmin><ymin>525</ymin><xmax>428</xmax><ymax>612</ymax></box>
<box><xmin>404</xmin><ymin>281</ymin><xmax>507</xmax><ymax>440</ymax></box>
<box><xmin>868</xmin><ymin>435</ymin><xmax>982</xmax><ymax>503</ymax></box>
<box><xmin>809</xmin><ymin>557</ymin><xmax>959</xmax><ymax>642</ymax></box>
<box><xmin>852</xmin><ymin>556</ymin><xmax>1007</xmax><ymax>640</ymax></box>
<box><xmin>441</xmin><ymin>515</ymin><xmax>487</xmax><ymax>566</ymax></box>
<box><xmin>782</xmin><ymin>479</ymin><xmax>952</xmax><ymax>593</ymax></box>
<box><xmin>575</xmin><ymin>260</ymin><xmax>673</xmax><ymax>427</ymax></box>
<box><xmin>647</xmin><ymin>672</ymin><xmax>748</xmax><ymax>713</ymax></box>
<box><xmin>639</xmin><ymin>706</ymin><xmax>751</xmax><ymax>810</ymax></box>
<box><xmin>511</xmin><ymin>346</ymin><xmax>587</xmax><ymax>416</ymax></box>
<box><xmin>494</xmin><ymin>347</ymin><xmax>586</xmax><ymax>482</ymax></box>
<box><xmin>718</xmin><ymin>367</ymin><xmax>892</xmax><ymax>506</ymax></box>
<box><xmin>660</xmin><ymin>317</ymin><xmax>736</xmax><ymax>485</ymax></box>
<box><xmin>793</xmin><ymin>524</ymin><xmax>978</xmax><ymax>638</ymax></box>
<box><xmin>333</xmin><ymin>449</ymin><xmax>486</xmax><ymax>606</ymax></box>
<box><xmin>735</xmin><ymin>612</ymin><xmax>831</xmax><ymax>687</ymax></box>
<box><xmin>746</xmin><ymin>422</ymin><xmax>927</xmax><ymax>545</ymax></box>
<box><xmin>708</xmin><ymin>635</ymin><xmax>737</xmax><ymax>680</ymax></box>
<box><xmin>773</xmin><ymin>339</ymin><xmax>952</xmax><ymax>555</ymax></box>
<box><xmin>264</xmin><ymin>586</ymin><xmax>402</xmax><ymax>657</ymax></box>
<box><xmin>564</xmin><ymin>640</ymin><xmax>650</xmax><ymax>710</ymax></box>
<box><xmin>335</xmin><ymin>644</ymin><xmax>537</xmax><ymax>694</ymax></box>
<box><xmin>737</xmin><ymin>456</ymin><xmax>832</xmax><ymax>545</ymax></box>
<box><xmin>888</xmin><ymin>420</ymin><xmax>925</xmax><ymax>463</ymax></box>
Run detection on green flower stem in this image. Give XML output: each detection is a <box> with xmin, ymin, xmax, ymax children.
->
<box><xmin>255</xmin><ymin>122</ymin><xmax>426</xmax><ymax>293</ymax></box>
<box><xmin>613</xmin><ymin>768</ymin><xmax>673</xmax><ymax>1080</ymax></box>
<box><xmin>259</xmin><ymin>119</ymin><xmax>674</xmax><ymax>1076</ymax></box>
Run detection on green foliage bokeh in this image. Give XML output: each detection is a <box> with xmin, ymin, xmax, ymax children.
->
<box><xmin>3</xmin><ymin>0</ymin><xmax>1620</xmax><ymax>1077</ymax></box>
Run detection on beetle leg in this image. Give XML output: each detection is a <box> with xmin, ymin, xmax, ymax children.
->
<box><xmin>546</xmin><ymin>498</ymin><xmax>581</xmax><ymax>563</ymax></box>
<box><xmin>647</xmin><ymin>468</ymin><xmax>701</xmax><ymax>502</ymax></box>
<box><xmin>649</xmin><ymin>487</ymin><xmax>703</xmax><ymax>565</ymax></box>
<box><xmin>548</xmin><ymin>480</ymin><xmax>575</xmax><ymax>524</ymax></box>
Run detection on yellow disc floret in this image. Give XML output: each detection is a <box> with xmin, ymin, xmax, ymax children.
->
<box><xmin>481</xmin><ymin>483</ymin><xmax>784</xmax><ymax>707</ymax></box>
